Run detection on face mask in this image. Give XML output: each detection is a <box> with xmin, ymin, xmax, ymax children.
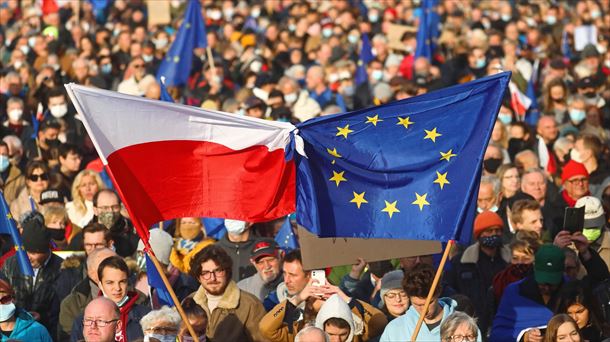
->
<box><xmin>136</xmin><ymin>253</ymin><xmax>146</xmax><ymax>271</ymax></box>
<box><xmin>47</xmin><ymin>228</ymin><xmax>66</xmax><ymax>241</ymax></box>
<box><xmin>0</xmin><ymin>303</ymin><xmax>16</xmax><ymax>322</ymax></box>
<box><xmin>45</xmin><ymin>138</ymin><xmax>60</xmax><ymax>148</ymax></box>
<box><xmin>98</xmin><ymin>211</ymin><xmax>121</xmax><ymax>229</ymax></box>
<box><xmin>288</xmin><ymin>24</ymin><xmax>296</xmax><ymax>32</ymax></box>
<box><xmin>28</xmin><ymin>36</ymin><xmax>36</xmax><ymax>48</ymax></box>
<box><xmin>181</xmin><ymin>335</ymin><xmax>207</xmax><ymax>342</ymax></box>
<box><xmin>49</xmin><ymin>104</ymin><xmax>68</xmax><ymax>118</ymax></box>
<box><xmin>569</xmin><ymin>109</ymin><xmax>586</xmax><ymax>124</ymax></box>
<box><xmin>368</xmin><ymin>12</ymin><xmax>379</xmax><ymax>23</ymax></box>
<box><xmin>250</xmin><ymin>60</ymin><xmax>262</xmax><ymax>73</ymax></box>
<box><xmin>348</xmin><ymin>35</ymin><xmax>359</xmax><ymax>44</ymax></box>
<box><xmin>475</xmin><ymin>58</ymin><xmax>486</xmax><ymax>69</ymax></box>
<box><xmin>498</xmin><ymin>112</ymin><xmax>512</xmax><ymax>125</ymax></box>
<box><xmin>154</xmin><ymin>38</ymin><xmax>168</xmax><ymax>50</ymax></box>
<box><xmin>591</xmin><ymin>10</ymin><xmax>601</xmax><ymax>19</ymax></box>
<box><xmin>605</xmin><ymin>60</ymin><xmax>610</xmax><ymax>68</ymax></box>
<box><xmin>144</xmin><ymin>334</ymin><xmax>177</xmax><ymax>342</ymax></box>
<box><xmin>19</xmin><ymin>45</ymin><xmax>30</xmax><ymax>55</ymax></box>
<box><xmin>285</xmin><ymin>92</ymin><xmax>298</xmax><ymax>104</ymax></box>
<box><xmin>251</xmin><ymin>8</ymin><xmax>261</xmax><ymax>18</ymax></box>
<box><xmin>224</xmin><ymin>8</ymin><xmax>234</xmax><ymax>20</ymax></box>
<box><xmin>322</xmin><ymin>28</ymin><xmax>333</xmax><ymax>38</ymax></box>
<box><xmin>584</xmin><ymin>91</ymin><xmax>596</xmax><ymax>99</ymax></box>
<box><xmin>208</xmin><ymin>10</ymin><xmax>222</xmax><ymax>21</ymax></box>
<box><xmin>101</xmin><ymin>63</ymin><xmax>112</xmax><ymax>74</ymax></box>
<box><xmin>477</xmin><ymin>205</ymin><xmax>498</xmax><ymax>213</ymax></box>
<box><xmin>479</xmin><ymin>235</ymin><xmax>502</xmax><ymax>248</ymax></box>
<box><xmin>8</xmin><ymin>109</ymin><xmax>23</xmax><ymax>122</ymax></box>
<box><xmin>371</xmin><ymin>70</ymin><xmax>384</xmax><ymax>82</ymax></box>
<box><xmin>342</xmin><ymin>85</ymin><xmax>355</xmax><ymax>97</ymax></box>
<box><xmin>58</xmin><ymin>132</ymin><xmax>67</xmax><ymax>144</ymax></box>
<box><xmin>13</xmin><ymin>60</ymin><xmax>23</xmax><ymax>69</ymax></box>
<box><xmin>525</xmin><ymin>17</ymin><xmax>536</xmax><ymax>27</ymax></box>
<box><xmin>546</xmin><ymin>16</ymin><xmax>557</xmax><ymax>25</ymax></box>
<box><xmin>483</xmin><ymin>158</ymin><xmax>503</xmax><ymax>174</ymax></box>
<box><xmin>0</xmin><ymin>156</ymin><xmax>9</xmax><ymax>172</ymax></box>
<box><xmin>142</xmin><ymin>54</ymin><xmax>153</xmax><ymax>63</ymax></box>
<box><xmin>582</xmin><ymin>227</ymin><xmax>602</xmax><ymax>242</ymax></box>
<box><xmin>501</xmin><ymin>14</ymin><xmax>511</xmax><ymax>22</ymax></box>
<box><xmin>225</xmin><ymin>219</ymin><xmax>247</xmax><ymax>235</ymax></box>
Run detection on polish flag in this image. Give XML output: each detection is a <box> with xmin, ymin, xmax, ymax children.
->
<box><xmin>65</xmin><ymin>84</ymin><xmax>296</xmax><ymax>241</ymax></box>
<box><xmin>508</xmin><ymin>82</ymin><xmax>532</xmax><ymax>118</ymax></box>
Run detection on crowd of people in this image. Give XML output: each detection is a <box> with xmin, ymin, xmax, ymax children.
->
<box><xmin>1</xmin><ymin>0</ymin><xmax>610</xmax><ymax>341</ymax></box>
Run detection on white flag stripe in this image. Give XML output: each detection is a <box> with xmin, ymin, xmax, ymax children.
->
<box><xmin>65</xmin><ymin>84</ymin><xmax>296</xmax><ymax>165</ymax></box>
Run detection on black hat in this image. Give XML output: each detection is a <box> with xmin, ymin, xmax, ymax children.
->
<box><xmin>581</xmin><ymin>44</ymin><xmax>599</xmax><ymax>59</ymax></box>
<box><xmin>577</xmin><ymin>76</ymin><xmax>597</xmax><ymax>89</ymax></box>
<box><xmin>550</xmin><ymin>57</ymin><xmax>566</xmax><ymax>70</ymax></box>
<box><xmin>39</xmin><ymin>189</ymin><xmax>63</xmax><ymax>205</ymax></box>
<box><xmin>21</xmin><ymin>212</ymin><xmax>50</xmax><ymax>253</ymax></box>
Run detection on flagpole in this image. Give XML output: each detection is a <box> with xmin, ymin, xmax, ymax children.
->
<box><xmin>410</xmin><ymin>239</ymin><xmax>454</xmax><ymax>341</ymax></box>
<box><xmin>146</xmin><ymin>249</ymin><xmax>199</xmax><ymax>342</ymax></box>
<box><xmin>206</xmin><ymin>47</ymin><xmax>216</xmax><ymax>74</ymax></box>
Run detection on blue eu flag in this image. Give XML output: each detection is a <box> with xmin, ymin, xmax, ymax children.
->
<box><xmin>156</xmin><ymin>0</ymin><xmax>208</xmax><ymax>87</ymax></box>
<box><xmin>0</xmin><ymin>191</ymin><xmax>34</xmax><ymax>276</ymax></box>
<box><xmin>145</xmin><ymin>254</ymin><xmax>174</xmax><ymax>307</ymax></box>
<box><xmin>202</xmin><ymin>218</ymin><xmax>226</xmax><ymax>240</ymax></box>
<box><xmin>275</xmin><ymin>216</ymin><xmax>298</xmax><ymax>251</ymax></box>
<box><xmin>415</xmin><ymin>0</ymin><xmax>439</xmax><ymax>60</ymax></box>
<box><xmin>159</xmin><ymin>77</ymin><xmax>175</xmax><ymax>103</ymax></box>
<box><xmin>355</xmin><ymin>33</ymin><xmax>374</xmax><ymax>86</ymax></box>
<box><xmin>295</xmin><ymin>72</ymin><xmax>510</xmax><ymax>243</ymax></box>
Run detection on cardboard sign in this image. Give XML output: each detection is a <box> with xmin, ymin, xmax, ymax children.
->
<box><xmin>147</xmin><ymin>0</ymin><xmax>172</xmax><ymax>27</ymax></box>
<box><xmin>298</xmin><ymin>226</ymin><xmax>442</xmax><ymax>270</ymax></box>
<box><xmin>387</xmin><ymin>23</ymin><xmax>417</xmax><ymax>52</ymax></box>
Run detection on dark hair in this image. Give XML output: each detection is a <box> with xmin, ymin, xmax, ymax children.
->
<box><xmin>403</xmin><ymin>263</ymin><xmax>441</xmax><ymax>298</ymax></box>
<box><xmin>368</xmin><ymin>260</ymin><xmax>394</xmax><ymax>278</ymax></box>
<box><xmin>0</xmin><ymin>141</ymin><xmax>8</xmax><ymax>150</ymax></box>
<box><xmin>181</xmin><ymin>297</ymin><xmax>208</xmax><ymax>323</ymax></box>
<box><xmin>58</xmin><ymin>143</ymin><xmax>81</xmax><ymax>159</ymax></box>
<box><xmin>46</xmin><ymin>87</ymin><xmax>66</xmax><ymax>101</ymax></box>
<box><xmin>510</xmin><ymin>199</ymin><xmax>541</xmax><ymax>224</ymax></box>
<box><xmin>82</xmin><ymin>222</ymin><xmax>113</xmax><ymax>242</ymax></box>
<box><xmin>284</xmin><ymin>249</ymin><xmax>302</xmax><ymax>264</ymax></box>
<box><xmin>40</xmin><ymin>119</ymin><xmax>61</xmax><ymax>131</ymax></box>
<box><xmin>324</xmin><ymin>317</ymin><xmax>350</xmax><ymax>331</ymax></box>
<box><xmin>557</xmin><ymin>283</ymin><xmax>604</xmax><ymax>333</ymax></box>
<box><xmin>97</xmin><ymin>256</ymin><xmax>128</xmax><ymax>281</ymax></box>
<box><xmin>189</xmin><ymin>244</ymin><xmax>233</xmax><ymax>280</ymax></box>
<box><xmin>25</xmin><ymin>160</ymin><xmax>50</xmax><ymax>177</ymax></box>
<box><xmin>92</xmin><ymin>189</ymin><xmax>120</xmax><ymax>208</ymax></box>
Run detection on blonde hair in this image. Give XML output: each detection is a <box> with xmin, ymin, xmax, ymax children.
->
<box><xmin>42</xmin><ymin>206</ymin><xmax>67</xmax><ymax>225</ymax></box>
<box><xmin>71</xmin><ymin>170</ymin><xmax>104</xmax><ymax>216</ymax></box>
<box><xmin>510</xmin><ymin>230</ymin><xmax>541</xmax><ymax>256</ymax></box>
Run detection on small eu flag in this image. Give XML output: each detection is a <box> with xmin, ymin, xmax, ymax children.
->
<box><xmin>202</xmin><ymin>218</ymin><xmax>226</xmax><ymax>240</ymax></box>
<box><xmin>355</xmin><ymin>33</ymin><xmax>374</xmax><ymax>86</ymax></box>
<box><xmin>275</xmin><ymin>216</ymin><xmax>298</xmax><ymax>251</ymax></box>
<box><xmin>295</xmin><ymin>72</ymin><xmax>510</xmax><ymax>244</ymax></box>
<box><xmin>415</xmin><ymin>0</ymin><xmax>440</xmax><ymax>60</ymax></box>
<box><xmin>0</xmin><ymin>191</ymin><xmax>34</xmax><ymax>276</ymax></box>
<box><xmin>156</xmin><ymin>0</ymin><xmax>208</xmax><ymax>87</ymax></box>
<box><xmin>145</xmin><ymin>254</ymin><xmax>174</xmax><ymax>307</ymax></box>
<box><xmin>159</xmin><ymin>77</ymin><xmax>175</xmax><ymax>103</ymax></box>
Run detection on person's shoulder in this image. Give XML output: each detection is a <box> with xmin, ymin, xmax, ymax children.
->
<box><xmin>381</xmin><ymin>314</ymin><xmax>412</xmax><ymax>338</ymax></box>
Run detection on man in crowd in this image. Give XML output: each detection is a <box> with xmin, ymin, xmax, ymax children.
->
<box><xmin>0</xmin><ymin>140</ymin><xmax>24</xmax><ymax>203</ymax></box>
<box><xmin>535</xmin><ymin>115</ymin><xmax>559</xmax><ymax>177</ymax></box>
<box><xmin>551</xmin><ymin>160</ymin><xmax>591</xmax><ymax>229</ymax></box>
<box><xmin>218</xmin><ymin>219</ymin><xmax>259</xmax><ymax>282</ymax></box>
<box><xmin>238</xmin><ymin>239</ymin><xmax>284</xmax><ymax>311</ymax></box>
<box><xmin>510</xmin><ymin>199</ymin><xmax>545</xmax><ymax>239</ymax></box>
<box><xmin>575</xmin><ymin>196</ymin><xmax>610</xmax><ymax>270</ymax></box>
<box><xmin>52</xmin><ymin>143</ymin><xmax>82</xmax><ymax>201</ymax></box>
<box><xmin>24</xmin><ymin>118</ymin><xmax>60</xmax><ymax>162</ymax></box>
<box><xmin>189</xmin><ymin>244</ymin><xmax>267</xmax><ymax>341</ymax></box>
<box><xmin>477</xmin><ymin>175</ymin><xmax>500</xmax><ymax>213</ymax></box>
<box><xmin>82</xmin><ymin>297</ymin><xmax>122</xmax><ymax>342</ymax></box>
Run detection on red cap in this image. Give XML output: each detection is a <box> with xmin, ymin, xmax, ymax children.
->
<box><xmin>474</xmin><ymin>211</ymin><xmax>504</xmax><ymax>239</ymax></box>
<box><xmin>561</xmin><ymin>160</ymin><xmax>589</xmax><ymax>183</ymax></box>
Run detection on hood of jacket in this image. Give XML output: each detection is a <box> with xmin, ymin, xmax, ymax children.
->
<box><xmin>460</xmin><ymin>242</ymin><xmax>511</xmax><ymax>264</ymax></box>
<box><xmin>13</xmin><ymin>308</ymin><xmax>36</xmax><ymax>332</ymax></box>
<box><xmin>314</xmin><ymin>294</ymin><xmax>356</xmax><ymax>342</ymax></box>
<box><xmin>403</xmin><ymin>297</ymin><xmax>456</xmax><ymax>330</ymax></box>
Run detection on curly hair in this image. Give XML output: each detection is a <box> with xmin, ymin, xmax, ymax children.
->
<box><xmin>403</xmin><ymin>263</ymin><xmax>441</xmax><ymax>298</ymax></box>
<box><xmin>189</xmin><ymin>244</ymin><xmax>233</xmax><ymax>280</ymax></box>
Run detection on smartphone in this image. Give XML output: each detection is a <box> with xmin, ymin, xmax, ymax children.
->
<box><xmin>563</xmin><ymin>207</ymin><xmax>585</xmax><ymax>233</ymax></box>
<box><xmin>311</xmin><ymin>269</ymin><xmax>326</xmax><ymax>286</ymax></box>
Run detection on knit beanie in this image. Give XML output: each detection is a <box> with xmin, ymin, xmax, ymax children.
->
<box><xmin>561</xmin><ymin>160</ymin><xmax>589</xmax><ymax>183</ymax></box>
<box><xmin>473</xmin><ymin>211</ymin><xmax>504</xmax><ymax>239</ymax></box>
<box><xmin>137</xmin><ymin>228</ymin><xmax>174</xmax><ymax>265</ymax></box>
<box><xmin>379</xmin><ymin>270</ymin><xmax>405</xmax><ymax>307</ymax></box>
<box><xmin>21</xmin><ymin>212</ymin><xmax>50</xmax><ymax>253</ymax></box>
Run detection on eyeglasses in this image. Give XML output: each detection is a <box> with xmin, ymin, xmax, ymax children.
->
<box><xmin>28</xmin><ymin>173</ymin><xmax>49</xmax><ymax>181</ymax></box>
<box><xmin>384</xmin><ymin>291</ymin><xmax>408</xmax><ymax>300</ymax></box>
<box><xmin>0</xmin><ymin>295</ymin><xmax>13</xmax><ymax>304</ymax></box>
<box><xmin>200</xmin><ymin>268</ymin><xmax>226</xmax><ymax>280</ymax></box>
<box><xmin>96</xmin><ymin>204</ymin><xmax>121</xmax><ymax>212</ymax></box>
<box><xmin>449</xmin><ymin>334</ymin><xmax>477</xmax><ymax>342</ymax></box>
<box><xmin>83</xmin><ymin>318</ymin><xmax>119</xmax><ymax>327</ymax></box>
<box><xmin>566</xmin><ymin>177</ymin><xmax>588</xmax><ymax>185</ymax></box>
<box><xmin>132</xmin><ymin>64</ymin><xmax>144</xmax><ymax>69</ymax></box>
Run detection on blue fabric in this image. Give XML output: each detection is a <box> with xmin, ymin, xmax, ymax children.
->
<box><xmin>525</xmin><ymin>72</ymin><xmax>540</xmax><ymax>126</ymax></box>
<box><xmin>156</xmin><ymin>0</ymin><xmax>207</xmax><ymax>87</ymax></box>
<box><xmin>202</xmin><ymin>218</ymin><xmax>226</xmax><ymax>240</ymax></box>
<box><xmin>0</xmin><ymin>191</ymin><xmax>33</xmax><ymax>276</ymax></box>
<box><xmin>490</xmin><ymin>279</ymin><xmax>553</xmax><ymax>342</ymax></box>
<box><xmin>355</xmin><ymin>33</ymin><xmax>374</xmax><ymax>86</ymax></box>
<box><xmin>309</xmin><ymin>88</ymin><xmax>346</xmax><ymax>112</ymax></box>
<box><xmin>415</xmin><ymin>0</ymin><xmax>440</xmax><ymax>60</ymax></box>
<box><xmin>160</xmin><ymin>79</ymin><xmax>175</xmax><ymax>103</ymax></box>
<box><xmin>145</xmin><ymin>255</ymin><xmax>174</xmax><ymax>307</ymax></box>
<box><xmin>275</xmin><ymin>216</ymin><xmax>298</xmax><ymax>251</ymax></box>
<box><xmin>295</xmin><ymin>72</ymin><xmax>510</xmax><ymax>243</ymax></box>
<box><xmin>1</xmin><ymin>309</ymin><xmax>53</xmax><ymax>342</ymax></box>
<box><xmin>561</xmin><ymin>29</ymin><xmax>573</xmax><ymax>61</ymax></box>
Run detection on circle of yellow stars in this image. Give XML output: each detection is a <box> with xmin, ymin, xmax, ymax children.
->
<box><xmin>327</xmin><ymin>114</ymin><xmax>459</xmax><ymax>219</ymax></box>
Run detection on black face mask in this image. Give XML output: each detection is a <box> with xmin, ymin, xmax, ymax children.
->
<box><xmin>45</xmin><ymin>138</ymin><xmax>60</xmax><ymax>148</ymax></box>
<box><xmin>47</xmin><ymin>228</ymin><xmax>66</xmax><ymax>241</ymax></box>
<box><xmin>584</xmin><ymin>91</ymin><xmax>596</xmax><ymax>99</ymax></box>
<box><xmin>483</xmin><ymin>158</ymin><xmax>503</xmax><ymax>174</ymax></box>
<box><xmin>508</xmin><ymin>138</ymin><xmax>528</xmax><ymax>160</ymax></box>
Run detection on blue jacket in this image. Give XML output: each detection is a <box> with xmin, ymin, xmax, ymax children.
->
<box><xmin>379</xmin><ymin>297</ymin><xmax>482</xmax><ymax>342</ymax></box>
<box><xmin>1</xmin><ymin>308</ymin><xmax>53</xmax><ymax>342</ymax></box>
<box><xmin>490</xmin><ymin>278</ymin><xmax>553</xmax><ymax>342</ymax></box>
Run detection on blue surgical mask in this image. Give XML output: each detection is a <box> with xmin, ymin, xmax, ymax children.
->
<box><xmin>569</xmin><ymin>109</ymin><xmax>586</xmax><ymax>124</ymax></box>
<box><xmin>144</xmin><ymin>334</ymin><xmax>176</xmax><ymax>342</ymax></box>
<box><xmin>368</xmin><ymin>12</ymin><xmax>379</xmax><ymax>23</ymax></box>
<box><xmin>101</xmin><ymin>63</ymin><xmax>112</xmax><ymax>74</ymax></box>
<box><xmin>342</xmin><ymin>85</ymin><xmax>355</xmax><ymax>96</ymax></box>
<box><xmin>322</xmin><ymin>28</ymin><xmax>333</xmax><ymax>38</ymax></box>
<box><xmin>498</xmin><ymin>113</ymin><xmax>513</xmax><ymax>125</ymax></box>
<box><xmin>371</xmin><ymin>70</ymin><xmax>384</xmax><ymax>82</ymax></box>
<box><xmin>546</xmin><ymin>16</ymin><xmax>557</xmax><ymax>25</ymax></box>
<box><xmin>475</xmin><ymin>58</ymin><xmax>486</xmax><ymax>69</ymax></box>
<box><xmin>0</xmin><ymin>303</ymin><xmax>16</xmax><ymax>322</ymax></box>
<box><xmin>0</xmin><ymin>156</ymin><xmax>9</xmax><ymax>172</ymax></box>
<box><xmin>348</xmin><ymin>35</ymin><xmax>359</xmax><ymax>44</ymax></box>
<box><xmin>501</xmin><ymin>14</ymin><xmax>511</xmax><ymax>22</ymax></box>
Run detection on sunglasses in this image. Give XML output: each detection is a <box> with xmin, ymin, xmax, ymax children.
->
<box><xmin>28</xmin><ymin>173</ymin><xmax>49</xmax><ymax>182</ymax></box>
<box><xmin>0</xmin><ymin>295</ymin><xmax>13</xmax><ymax>304</ymax></box>
<box><xmin>132</xmin><ymin>64</ymin><xmax>145</xmax><ymax>69</ymax></box>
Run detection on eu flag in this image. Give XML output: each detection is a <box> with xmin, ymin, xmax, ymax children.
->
<box><xmin>156</xmin><ymin>0</ymin><xmax>207</xmax><ymax>87</ymax></box>
<box><xmin>415</xmin><ymin>0</ymin><xmax>439</xmax><ymax>60</ymax></box>
<box><xmin>159</xmin><ymin>77</ymin><xmax>175</xmax><ymax>103</ymax></box>
<box><xmin>355</xmin><ymin>33</ymin><xmax>374</xmax><ymax>86</ymax></box>
<box><xmin>202</xmin><ymin>218</ymin><xmax>226</xmax><ymax>240</ymax></box>
<box><xmin>0</xmin><ymin>191</ymin><xmax>34</xmax><ymax>276</ymax></box>
<box><xmin>295</xmin><ymin>72</ymin><xmax>510</xmax><ymax>243</ymax></box>
<box><xmin>145</xmin><ymin>255</ymin><xmax>174</xmax><ymax>307</ymax></box>
<box><xmin>275</xmin><ymin>216</ymin><xmax>298</xmax><ymax>251</ymax></box>
<box><xmin>525</xmin><ymin>75</ymin><xmax>540</xmax><ymax>126</ymax></box>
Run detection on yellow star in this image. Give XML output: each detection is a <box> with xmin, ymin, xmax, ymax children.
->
<box><xmin>440</xmin><ymin>149</ymin><xmax>457</xmax><ymax>162</ymax></box>
<box><xmin>6</xmin><ymin>213</ymin><xmax>12</xmax><ymax>220</ymax></box>
<box><xmin>397</xmin><ymin>116</ymin><xmax>414</xmax><ymax>129</ymax></box>
<box><xmin>329</xmin><ymin>171</ymin><xmax>347</xmax><ymax>187</ymax></box>
<box><xmin>433</xmin><ymin>171</ymin><xmax>450</xmax><ymax>190</ymax></box>
<box><xmin>336</xmin><ymin>124</ymin><xmax>354</xmax><ymax>139</ymax></box>
<box><xmin>350</xmin><ymin>192</ymin><xmax>368</xmax><ymax>209</ymax></box>
<box><xmin>381</xmin><ymin>200</ymin><xmax>400</xmax><ymax>218</ymax></box>
<box><xmin>424</xmin><ymin>127</ymin><xmax>442</xmax><ymax>142</ymax></box>
<box><xmin>173</xmin><ymin>56</ymin><xmax>180</xmax><ymax>63</ymax></box>
<box><xmin>412</xmin><ymin>193</ymin><xmax>430</xmax><ymax>211</ymax></box>
<box><xmin>365</xmin><ymin>115</ymin><xmax>383</xmax><ymax>126</ymax></box>
<box><xmin>327</xmin><ymin>148</ymin><xmax>342</xmax><ymax>158</ymax></box>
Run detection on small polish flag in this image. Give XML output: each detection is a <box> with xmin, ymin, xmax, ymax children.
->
<box><xmin>508</xmin><ymin>82</ymin><xmax>532</xmax><ymax>118</ymax></box>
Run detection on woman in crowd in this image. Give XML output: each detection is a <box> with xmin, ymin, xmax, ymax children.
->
<box><xmin>169</xmin><ymin>217</ymin><xmax>215</xmax><ymax>274</ymax></box>
<box><xmin>10</xmin><ymin>160</ymin><xmax>49</xmax><ymax>220</ymax></box>
<box><xmin>177</xmin><ymin>298</ymin><xmax>208</xmax><ymax>342</ymax></box>
<box><xmin>65</xmin><ymin>169</ymin><xmax>104</xmax><ymax>228</ymax></box>
<box><xmin>41</xmin><ymin>205</ymin><xmax>69</xmax><ymax>249</ymax></box>
<box><xmin>497</xmin><ymin>163</ymin><xmax>521</xmax><ymax>210</ymax></box>
<box><xmin>140</xmin><ymin>306</ymin><xmax>182</xmax><ymax>342</ymax></box>
<box><xmin>557</xmin><ymin>286</ymin><xmax>604</xmax><ymax>342</ymax></box>
<box><xmin>440</xmin><ymin>311</ymin><xmax>478</xmax><ymax>342</ymax></box>
<box><xmin>378</xmin><ymin>270</ymin><xmax>408</xmax><ymax>321</ymax></box>
<box><xmin>542</xmin><ymin>78</ymin><xmax>570</xmax><ymax>124</ymax></box>
<box><xmin>544</xmin><ymin>314</ymin><xmax>582</xmax><ymax>342</ymax></box>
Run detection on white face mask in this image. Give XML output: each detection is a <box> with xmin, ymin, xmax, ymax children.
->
<box><xmin>144</xmin><ymin>334</ymin><xmax>177</xmax><ymax>342</ymax></box>
<box><xmin>225</xmin><ymin>219</ymin><xmax>247</xmax><ymax>235</ymax></box>
<box><xmin>0</xmin><ymin>303</ymin><xmax>16</xmax><ymax>322</ymax></box>
<box><xmin>284</xmin><ymin>92</ymin><xmax>298</xmax><ymax>104</ymax></box>
<box><xmin>7</xmin><ymin>109</ymin><xmax>23</xmax><ymax>122</ymax></box>
<box><xmin>49</xmin><ymin>104</ymin><xmax>68</xmax><ymax>118</ymax></box>
<box><xmin>570</xmin><ymin>149</ymin><xmax>584</xmax><ymax>163</ymax></box>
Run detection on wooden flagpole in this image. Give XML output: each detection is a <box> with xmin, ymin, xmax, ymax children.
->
<box><xmin>410</xmin><ymin>239</ymin><xmax>454</xmax><ymax>341</ymax></box>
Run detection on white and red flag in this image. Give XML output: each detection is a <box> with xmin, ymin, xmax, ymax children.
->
<box><xmin>508</xmin><ymin>82</ymin><xmax>532</xmax><ymax>118</ymax></box>
<box><xmin>65</xmin><ymin>84</ymin><xmax>296</xmax><ymax>241</ymax></box>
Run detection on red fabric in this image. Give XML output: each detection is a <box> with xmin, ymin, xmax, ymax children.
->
<box><xmin>561</xmin><ymin>160</ymin><xmax>589</xmax><ymax>182</ymax></box>
<box><xmin>105</xmin><ymin>140</ymin><xmax>295</xmax><ymax>246</ymax></box>
<box><xmin>562</xmin><ymin>190</ymin><xmax>578</xmax><ymax>207</ymax></box>
<box><xmin>546</xmin><ymin>146</ymin><xmax>557</xmax><ymax>175</ymax></box>
<box><xmin>42</xmin><ymin>0</ymin><xmax>59</xmax><ymax>15</ymax></box>
<box><xmin>399</xmin><ymin>54</ymin><xmax>415</xmax><ymax>80</ymax></box>
<box><xmin>492</xmin><ymin>263</ymin><xmax>532</xmax><ymax>302</ymax></box>
<box><xmin>0</xmin><ymin>249</ymin><xmax>16</xmax><ymax>269</ymax></box>
<box><xmin>85</xmin><ymin>158</ymin><xmax>104</xmax><ymax>173</ymax></box>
